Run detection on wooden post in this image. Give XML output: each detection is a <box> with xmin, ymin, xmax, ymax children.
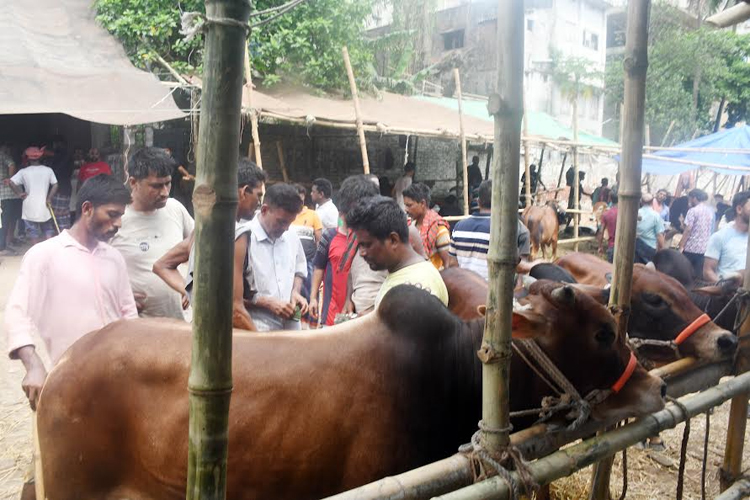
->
<box><xmin>276</xmin><ymin>141</ymin><xmax>289</xmax><ymax>182</ymax></box>
<box><xmin>522</xmin><ymin>94</ymin><xmax>532</xmax><ymax>208</ymax></box>
<box><xmin>454</xmin><ymin>68</ymin><xmax>470</xmax><ymax>215</ymax></box>
<box><xmin>186</xmin><ymin>1</ymin><xmax>249</xmax><ymax>499</ymax></box>
<box><xmin>572</xmin><ymin>97</ymin><xmax>580</xmax><ymax>252</ymax></box>
<box><xmin>244</xmin><ymin>45</ymin><xmax>263</xmax><ymax>168</ymax></box>
<box><xmin>481</xmin><ymin>0</ymin><xmax>524</xmax><ymax>453</ymax></box>
<box><xmin>555</xmin><ymin>152</ymin><xmax>568</xmax><ymax>201</ymax></box>
<box><xmin>720</xmin><ymin>225</ymin><xmax>750</xmax><ymax>491</ymax></box>
<box><xmin>589</xmin><ymin>1</ymin><xmax>650</xmax><ymax>499</ymax></box>
<box><xmin>342</xmin><ymin>46</ymin><xmax>370</xmax><ymax>174</ymax></box>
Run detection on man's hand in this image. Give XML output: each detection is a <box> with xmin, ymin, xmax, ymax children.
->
<box><xmin>133</xmin><ymin>292</ymin><xmax>147</xmax><ymax>313</ymax></box>
<box><xmin>22</xmin><ymin>364</ymin><xmax>47</xmax><ymax>411</ymax></box>
<box><xmin>18</xmin><ymin>192</ymin><xmax>27</xmax><ymax>200</ymax></box>
<box><xmin>343</xmin><ymin>298</ymin><xmax>355</xmax><ymax>315</ymax></box>
<box><xmin>181</xmin><ymin>292</ymin><xmax>190</xmax><ymax>310</ymax></box>
<box><xmin>291</xmin><ymin>292</ymin><xmax>309</xmax><ymax>316</ymax></box>
<box><xmin>265</xmin><ymin>297</ymin><xmax>295</xmax><ymax>319</ymax></box>
<box><xmin>308</xmin><ymin>297</ymin><xmax>319</xmax><ymax>319</ymax></box>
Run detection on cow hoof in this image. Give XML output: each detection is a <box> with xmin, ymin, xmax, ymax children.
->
<box><xmin>19</xmin><ymin>482</ymin><xmax>35</xmax><ymax>500</ymax></box>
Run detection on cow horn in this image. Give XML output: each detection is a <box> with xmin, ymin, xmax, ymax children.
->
<box><xmin>551</xmin><ymin>285</ymin><xmax>575</xmax><ymax>307</ymax></box>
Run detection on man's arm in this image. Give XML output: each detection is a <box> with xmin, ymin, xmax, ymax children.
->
<box><xmin>153</xmin><ymin>232</ymin><xmax>194</xmax><ymax>300</ymax></box>
<box><xmin>15</xmin><ymin>346</ymin><xmax>47</xmax><ymax>411</ymax></box>
<box><xmin>656</xmin><ymin>232</ymin><xmax>666</xmax><ymax>251</ymax></box>
<box><xmin>343</xmin><ymin>271</ymin><xmax>355</xmax><ymax>314</ymax></box>
<box><xmin>678</xmin><ymin>225</ymin><xmax>692</xmax><ymax>252</ymax></box>
<box><xmin>46</xmin><ymin>183</ymin><xmax>58</xmax><ymax>204</ymax></box>
<box><xmin>408</xmin><ymin>225</ymin><xmax>426</xmax><ymax>257</ymax></box>
<box><xmin>308</xmin><ymin>268</ymin><xmax>325</xmax><ymax>319</ymax></box>
<box><xmin>9</xmin><ymin>181</ymin><xmax>26</xmax><ymax>199</ymax></box>
<box><xmin>232</xmin><ymin>234</ymin><xmax>256</xmax><ymax>331</ymax></box>
<box><xmin>704</xmin><ymin>257</ymin><xmax>720</xmax><ymax>283</ymax></box>
<box><xmin>439</xmin><ymin>248</ymin><xmax>457</xmax><ymax>268</ymax></box>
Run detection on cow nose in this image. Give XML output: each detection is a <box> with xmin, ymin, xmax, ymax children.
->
<box><xmin>717</xmin><ymin>333</ymin><xmax>738</xmax><ymax>354</ymax></box>
<box><xmin>660</xmin><ymin>381</ymin><xmax>667</xmax><ymax>399</ymax></box>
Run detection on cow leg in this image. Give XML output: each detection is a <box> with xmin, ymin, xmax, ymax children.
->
<box><xmin>19</xmin><ymin>483</ymin><xmax>35</xmax><ymax>500</ymax></box>
<box><xmin>552</xmin><ymin>240</ymin><xmax>558</xmax><ymax>261</ymax></box>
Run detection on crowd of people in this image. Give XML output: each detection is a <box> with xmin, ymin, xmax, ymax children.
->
<box><xmin>595</xmin><ymin>178</ymin><xmax>749</xmax><ymax>283</ymax></box>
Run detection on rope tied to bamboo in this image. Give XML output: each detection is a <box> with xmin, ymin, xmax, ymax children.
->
<box><xmin>457</xmin><ymin>425</ymin><xmax>538</xmax><ymax>500</ymax></box>
<box><xmin>180</xmin><ymin>12</ymin><xmax>249</xmax><ymax>42</ymax></box>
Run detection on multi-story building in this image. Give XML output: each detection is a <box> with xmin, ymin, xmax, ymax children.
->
<box><xmin>368</xmin><ymin>0</ymin><xmax>610</xmax><ymax>136</ymax></box>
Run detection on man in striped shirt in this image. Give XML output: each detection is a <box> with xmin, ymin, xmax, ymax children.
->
<box><xmin>449</xmin><ymin>180</ymin><xmax>530</xmax><ymax>280</ymax></box>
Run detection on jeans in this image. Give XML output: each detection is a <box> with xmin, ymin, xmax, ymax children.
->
<box><xmin>683</xmin><ymin>251</ymin><xmax>705</xmax><ymax>280</ymax></box>
<box><xmin>634</xmin><ymin>238</ymin><xmax>656</xmax><ymax>264</ymax></box>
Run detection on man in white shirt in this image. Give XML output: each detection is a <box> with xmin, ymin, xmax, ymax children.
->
<box><xmin>247</xmin><ymin>183</ymin><xmax>309</xmax><ymax>331</ymax></box>
<box><xmin>110</xmin><ymin>147</ymin><xmax>194</xmax><ymax>320</ymax></box>
<box><xmin>704</xmin><ymin>190</ymin><xmax>750</xmax><ymax>282</ymax></box>
<box><xmin>312</xmin><ymin>177</ymin><xmax>339</xmax><ymax>229</ymax></box>
<box><xmin>10</xmin><ymin>147</ymin><xmax>58</xmax><ymax>244</ymax></box>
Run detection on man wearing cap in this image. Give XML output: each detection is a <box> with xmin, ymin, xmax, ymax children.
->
<box><xmin>635</xmin><ymin>193</ymin><xmax>665</xmax><ymax>264</ymax></box>
<box><xmin>9</xmin><ymin>147</ymin><xmax>58</xmax><ymax>245</ymax></box>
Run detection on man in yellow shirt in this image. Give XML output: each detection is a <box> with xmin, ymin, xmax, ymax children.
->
<box><xmin>346</xmin><ymin>195</ymin><xmax>448</xmax><ymax>308</ymax></box>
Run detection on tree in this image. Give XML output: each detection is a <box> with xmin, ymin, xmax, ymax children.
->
<box><xmin>605</xmin><ymin>3</ymin><xmax>750</xmax><ymax>144</ymax></box>
<box><xmin>95</xmin><ymin>0</ymin><xmax>376</xmax><ymax>92</ymax></box>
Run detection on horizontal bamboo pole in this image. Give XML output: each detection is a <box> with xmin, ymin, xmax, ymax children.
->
<box><xmin>715</xmin><ymin>477</ymin><xmax>750</xmax><ymax>500</ymax></box>
<box><xmin>324</xmin><ymin>357</ymin><xmax>732</xmax><ymax>500</ymax></box>
<box><xmin>558</xmin><ymin>236</ymin><xmax>596</xmax><ymax>245</ymax></box>
<box><xmin>641</xmin><ymin>154</ymin><xmax>750</xmax><ymax>173</ymax></box>
<box><xmin>434</xmin><ymin>371</ymin><xmax>750</xmax><ymax>500</ymax></box>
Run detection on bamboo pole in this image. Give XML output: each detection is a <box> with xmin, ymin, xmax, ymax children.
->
<box><xmin>342</xmin><ymin>46</ymin><xmax>370</xmax><ymax>174</ymax></box>
<box><xmin>719</xmin><ymin>225</ymin><xmax>750</xmax><ymax>491</ymax></box>
<box><xmin>572</xmin><ymin>97</ymin><xmax>580</xmax><ymax>252</ymax></box>
<box><xmin>523</xmin><ymin>86</ymin><xmax>532</xmax><ymax>207</ymax></box>
<box><xmin>454</xmin><ymin>68</ymin><xmax>470</xmax><ymax>215</ymax></box>
<box><xmin>660</xmin><ymin>120</ymin><xmax>676</xmax><ymax>147</ymax></box>
<box><xmin>154</xmin><ymin>53</ymin><xmax>190</xmax><ymax>85</ymax></box>
<box><xmin>716</xmin><ymin>478</ymin><xmax>750</xmax><ymax>500</ymax></box>
<box><xmin>434</xmin><ymin>372</ymin><xmax>750</xmax><ymax>500</ymax></box>
<box><xmin>555</xmin><ymin>152</ymin><xmax>568</xmax><ymax>201</ymax></box>
<box><xmin>481</xmin><ymin>0</ymin><xmax>524</xmax><ymax>454</ymax></box>
<box><xmin>186</xmin><ymin>1</ymin><xmax>249</xmax><ymax>498</ymax></box>
<box><xmin>589</xmin><ymin>2</ymin><xmax>650</xmax><ymax>499</ymax></box>
<box><xmin>276</xmin><ymin>141</ymin><xmax>289</xmax><ymax>182</ymax></box>
<box><xmin>244</xmin><ymin>45</ymin><xmax>263</xmax><ymax>169</ymax></box>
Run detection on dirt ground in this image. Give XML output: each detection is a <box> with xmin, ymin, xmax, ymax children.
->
<box><xmin>0</xmin><ymin>251</ymin><xmax>748</xmax><ymax>500</ymax></box>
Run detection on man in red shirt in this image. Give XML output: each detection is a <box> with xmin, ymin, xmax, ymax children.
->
<box><xmin>78</xmin><ymin>148</ymin><xmax>112</xmax><ymax>183</ymax></box>
<box><xmin>598</xmin><ymin>192</ymin><xmax>618</xmax><ymax>263</ymax></box>
<box><xmin>309</xmin><ymin>222</ymin><xmax>351</xmax><ymax>326</ymax></box>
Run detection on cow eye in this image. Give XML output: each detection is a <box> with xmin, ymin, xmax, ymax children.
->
<box><xmin>595</xmin><ymin>327</ymin><xmax>615</xmax><ymax>345</ymax></box>
<box><xmin>643</xmin><ymin>293</ymin><xmax>665</xmax><ymax>307</ymax></box>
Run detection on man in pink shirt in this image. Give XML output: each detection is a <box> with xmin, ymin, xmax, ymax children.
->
<box><xmin>5</xmin><ymin>175</ymin><xmax>137</xmax><ymax>411</ymax></box>
<box><xmin>598</xmin><ymin>193</ymin><xmax>618</xmax><ymax>263</ymax></box>
<box><xmin>679</xmin><ymin>188</ymin><xmax>715</xmax><ymax>279</ymax></box>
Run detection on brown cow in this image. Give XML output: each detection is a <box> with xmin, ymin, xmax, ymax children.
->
<box><xmin>557</xmin><ymin>253</ymin><xmax>738</xmax><ymax>362</ymax></box>
<box><xmin>37</xmin><ymin>284</ymin><xmax>664</xmax><ymax>500</ymax></box>
<box><xmin>522</xmin><ymin>203</ymin><xmax>560</xmax><ymax>260</ymax></box>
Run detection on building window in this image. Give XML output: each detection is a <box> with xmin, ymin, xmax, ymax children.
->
<box><xmin>583</xmin><ymin>30</ymin><xmax>599</xmax><ymax>51</ymax></box>
<box><xmin>527</xmin><ymin>19</ymin><xmax>535</xmax><ymax>32</ymax></box>
<box><xmin>442</xmin><ymin>29</ymin><xmax>465</xmax><ymax>50</ymax></box>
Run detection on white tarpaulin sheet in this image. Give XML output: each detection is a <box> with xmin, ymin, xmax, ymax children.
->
<box><xmin>0</xmin><ymin>0</ymin><xmax>186</xmax><ymax>125</ymax></box>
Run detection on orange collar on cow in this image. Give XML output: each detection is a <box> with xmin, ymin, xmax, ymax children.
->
<box><xmin>674</xmin><ymin>313</ymin><xmax>711</xmax><ymax>346</ymax></box>
<box><xmin>611</xmin><ymin>352</ymin><xmax>637</xmax><ymax>394</ymax></box>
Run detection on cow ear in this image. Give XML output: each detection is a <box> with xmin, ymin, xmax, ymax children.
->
<box><xmin>512</xmin><ymin>309</ymin><xmax>547</xmax><ymax>339</ymax></box>
<box><xmin>692</xmin><ymin>285</ymin><xmax>723</xmax><ymax>296</ymax></box>
<box><xmin>604</xmin><ymin>272</ymin><xmax>613</xmax><ymax>284</ymax></box>
<box><xmin>477</xmin><ymin>305</ymin><xmax>487</xmax><ymax>317</ymax></box>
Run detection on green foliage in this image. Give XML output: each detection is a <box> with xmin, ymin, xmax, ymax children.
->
<box><xmin>95</xmin><ymin>0</ymin><xmax>376</xmax><ymax>92</ymax></box>
<box><xmin>96</xmin><ymin>0</ymin><xmax>204</xmax><ymax>74</ymax></box>
<box><xmin>549</xmin><ymin>49</ymin><xmax>603</xmax><ymax>102</ymax></box>
<box><xmin>605</xmin><ymin>2</ymin><xmax>750</xmax><ymax>143</ymax></box>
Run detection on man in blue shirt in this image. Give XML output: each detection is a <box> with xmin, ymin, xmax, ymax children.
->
<box><xmin>635</xmin><ymin>193</ymin><xmax>665</xmax><ymax>264</ymax></box>
<box><xmin>704</xmin><ymin>190</ymin><xmax>750</xmax><ymax>282</ymax></box>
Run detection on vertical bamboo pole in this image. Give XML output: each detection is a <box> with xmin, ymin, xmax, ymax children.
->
<box><xmin>342</xmin><ymin>46</ymin><xmax>370</xmax><ymax>174</ymax></box>
<box><xmin>719</xmin><ymin>235</ymin><xmax>750</xmax><ymax>491</ymax></box>
<box><xmin>276</xmin><ymin>141</ymin><xmax>289</xmax><ymax>182</ymax></box>
<box><xmin>572</xmin><ymin>97</ymin><xmax>580</xmax><ymax>252</ymax></box>
<box><xmin>244</xmin><ymin>45</ymin><xmax>263</xmax><ymax>168</ymax></box>
<box><xmin>588</xmin><ymin>1</ymin><xmax>650</xmax><ymax>498</ymax></box>
<box><xmin>523</xmin><ymin>87</ymin><xmax>532</xmax><ymax>207</ymax></box>
<box><xmin>481</xmin><ymin>0</ymin><xmax>524</xmax><ymax>452</ymax></box>
<box><xmin>454</xmin><ymin>68</ymin><xmax>470</xmax><ymax>215</ymax></box>
<box><xmin>555</xmin><ymin>152</ymin><xmax>568</xmax><ymax>201</ymax></box>
<box><xmin>186</xmin><ymin>1</ymin><xmax>249</xmax><ymax>499</ymax></box>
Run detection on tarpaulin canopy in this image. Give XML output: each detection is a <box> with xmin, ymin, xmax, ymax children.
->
<box><xmin>641</xmin><ymin>126</ymin><xmax>750</xmax><ymax>176</ymax></box>
<box><xmin>0</xmin><ymin>0</ymin><xmax>185</xmax><ymax>125</ymax></box>
<box><xmin>415</xmin><ymin>95</ymin><xmax>619</xmax><ymax>147</ymax></box>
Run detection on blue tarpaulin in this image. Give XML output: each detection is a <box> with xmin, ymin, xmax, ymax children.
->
<box><xmin>641</xmin><ymin>125</ymin><xmax>750</xmax><ymax>176</ymax></box>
